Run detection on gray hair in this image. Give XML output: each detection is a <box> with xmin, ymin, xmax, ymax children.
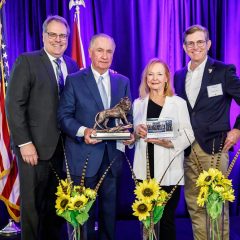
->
<box><xmin>89</xmin><ymin>33</ymin><xmax>116</xmax><ymax>50</ymax></box>
<box><xmin>42</xmin><ymin>15</ymin><xmax>70</xmax><ymax>35</ymax></box>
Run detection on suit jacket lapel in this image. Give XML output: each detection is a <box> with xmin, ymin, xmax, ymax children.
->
<box><xmin>109</xmin><ymin>72</ymin><xmax>119</xmax><ymax>108</ymax></box>
<box><xmin>84</xmin><ymin>67</ymin><xmax>104</xmax><ymax>110</ymax></box>
<box><xmin>39</xmin><ymin>49</ymin><xmax>58</xmax><ymax>93</ymax></box>
<box><xmin>179</xmin><ymin>67</ymin><xmax>192</xmax><ymax>110</ymax></box>
<box><xmin>194</xmin><ymin>57</ymin><xmax>215</xmax><ymax>108</ymax></box>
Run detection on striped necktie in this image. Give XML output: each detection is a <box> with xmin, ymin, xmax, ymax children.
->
<box><xmin>54</xmin><ymin>58</ymin><xmax>64</xmax><ymax>95</ymax></box>
<box><xmin>97</xmin><ymin>76</ymin><xmax>108</xmax><ymax>109</ymax></box>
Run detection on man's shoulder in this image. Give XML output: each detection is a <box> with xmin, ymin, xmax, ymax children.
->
<box><xmin>19</xmin><ymin>49</ymin><xmax>43</xmax><ymax>58</ymax></box>
<box><xmin>174</xmin><ymin>66</ymin><xmax>187</xmax><ymax>76</ymax></box>
<box><xmin>208</xmin><ymin>57</ymin><xmax>235</xmax><ymax>70</ymax></box>
<box><xmin>111</xmin><ymin>72</ymin><xmax>130</xmax><ymax>83</ymax></box>
<box><xmin>67</xmin><ymin>66</ymin><xmax>90</xmax><ymax>79</ymax></box>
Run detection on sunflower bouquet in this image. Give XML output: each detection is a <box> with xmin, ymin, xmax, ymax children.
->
<box><xmin>125</xmin><ymin>150</ymin><xmax>182</xmax><ymax>240</ymax></box>
<box><xmin>132</xmin><ymin>178</ymin><xmax>168</xmax><ymax>240</ymax></box>
<box><xmin>55</xmin><ymin>179</ymin><xmax>96</xmax><ymax>238</ymax></box>
<box><xmin>54</xmin><ymin>153</ymin><xmax>115</xmax><ymax>240</ymax></box>
<box><xmin>193</xmin><ymin>140</ymin><xmax>240</xmax><ymax>240</ymax></box>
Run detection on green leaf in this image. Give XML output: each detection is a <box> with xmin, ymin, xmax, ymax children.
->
<box><xmin>206</xmin><ymin>199</ymin><xmax>223</xmax><ymax>220</ymax></box>
<box><xmin>59</xmin><ymin>211</ymin><xmax>78</xmax><ymax>227</ymax></box>
<box><xmin>76</xmin><ymin>211</ymin><xmax>89</xmax><ymax>225</ymax></box>
<box><xmin>84</xmin><ymin>200</ymin><xmax>95</xmax><ymax>213</ymax></box>
<box><xmin>143</xmin><ymin>216</ymin><xmax>150</xmax><ymax>229</ymax></box>
<box><xmin>153</xmin><ymin>206</ymin><xmax>165</xmax><ymax>224</ymax></box>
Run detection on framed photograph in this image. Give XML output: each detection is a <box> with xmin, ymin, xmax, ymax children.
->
<box><xmin>146</xmin><ymin>118</ymin><xmax>174</xmax><ymax>139</ymax></box>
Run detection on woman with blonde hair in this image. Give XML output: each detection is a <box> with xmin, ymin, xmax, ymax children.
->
<box><xmin>132</xmin><ymin>58</ymin><xmax>194</xmax><ymax>239</ymax></box>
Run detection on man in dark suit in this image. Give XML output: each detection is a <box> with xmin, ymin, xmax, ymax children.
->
<box><xmin>5</xmin><ymin>15</ymin><xmax>79</xmax><ymax>240</ymax></box>
<box><xmin>58</xmin><ymin>33</ymin><xmax>132</xmax><ymax>240</ymax></box>
<box><xmin>174</xmin><ymin>25</ymin><xmax>240</xmax><ymax>240</ymax></box>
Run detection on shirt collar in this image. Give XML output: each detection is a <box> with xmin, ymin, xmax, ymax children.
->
<box><xmin>187</xmin><ymin>56</ymin><xmax>208</xmax><ymax>73</ymax></box>
<box><xmin>91</xmin><ymin>65</ymin><xmax>109</xmax><ymax>80</ymax></box>
<box><xmin>44</xmin><ymin>48</ymin><xmax>64</xmax><ymax>62</ymax></box>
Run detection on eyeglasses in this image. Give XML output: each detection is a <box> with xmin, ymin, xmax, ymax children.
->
<box><xmin>185</xmin><ymin>40</ymin><xmax>207</xmax><ymax>48</ymax></box>
<box><xmin>46</xmin><ymin>32</ymin><xmax>68</xmax><ymax>41</ymax></box>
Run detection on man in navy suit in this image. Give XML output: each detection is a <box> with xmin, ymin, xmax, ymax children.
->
<box><xmin>6</xmin><ymin>16</ymin><xmax>79</xmax><ymax>240</ymax></box>
<box><xmin>58</xmin><ymin>33</ymin><xmax>132</xmax><ymax>240</ymax></box>
<box><xmin>174</xmin><ymin>25</ymin><xmax>240</xmax><ymax>240</ymax></box>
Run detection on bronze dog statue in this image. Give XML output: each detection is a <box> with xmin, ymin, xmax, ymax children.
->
<box><xmin>93</xmin><ymin>97</ymin><xmax>131</xmax><ymax>130</ymax></box>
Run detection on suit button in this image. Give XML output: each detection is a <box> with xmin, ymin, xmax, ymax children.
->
<box><xmin>192</xmin><ymin>112</ymin><xmax>196</xmax><ymax>116</ymax></box>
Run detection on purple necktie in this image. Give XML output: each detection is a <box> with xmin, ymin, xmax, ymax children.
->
<box><xmin>54</xmin><ymin>58</ymin><xmax>64</xmax><ymax>95</ymax></box>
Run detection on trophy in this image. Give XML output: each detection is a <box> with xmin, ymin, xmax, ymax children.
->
<box><xmin>91</xmin><ymin>97</ymin><xmax>132</xmax><ymax>140</ymax></box>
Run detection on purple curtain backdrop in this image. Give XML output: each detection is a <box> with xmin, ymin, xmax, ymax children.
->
<box><xmin>2</xmin><ymin>0</ymin><xmax>240</xmax><ymax>220</ymax></box>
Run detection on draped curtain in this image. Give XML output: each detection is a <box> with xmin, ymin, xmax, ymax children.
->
<box><xmin>3</xmin><ymin>0</ymin><xmax>240</xmax><ymax>218</ymax></box>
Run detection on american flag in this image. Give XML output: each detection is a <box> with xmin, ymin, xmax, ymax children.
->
<box><xmin>71</xmin><ymin>0</ymin><xmax>86</xmax><ymax>68</ymax></box>
<box><xmin>0</xmin><ymin>1</ymin><xmax>20</xmax><ymax>222</ymax></box>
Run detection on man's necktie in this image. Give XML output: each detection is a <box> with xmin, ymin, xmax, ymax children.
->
<box><xmin>97</xmin><ymin>76</ymin><xmax>108</xmax><ymax>109</ymax></box>
<box><xmin>54</xmin><ymin>58</ymin><xmax>64</xmax><ymax>95</ymax></box>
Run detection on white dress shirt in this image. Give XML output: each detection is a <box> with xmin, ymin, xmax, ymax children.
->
<box><xmin>44</xmin><ymin>49</ymin><xmax>68</xmax><ymax>82</ymax></box>
<box><xmin>185</xmin><ymin>57</ymin><xmax>207</xmax><ymax>108</ymax></box>
<box><xmin>76</xmin><ymin>66</ymin><xmax>111</xmax><ymax>137</ymax></box>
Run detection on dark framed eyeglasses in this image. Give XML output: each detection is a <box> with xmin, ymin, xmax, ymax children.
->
<box><xmin>46</xmin><ymin>32</ymin><xmax>68</xmax><ymax>41</ymax></box>
<box><xmin>185</xmin><ymin>40</ymin><xmax>207</xmax><ymax>48</ymax></box>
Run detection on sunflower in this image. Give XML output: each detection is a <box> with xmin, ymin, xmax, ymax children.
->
<box><xmin>134</xmin><ymin>179</ymin><xmax>160</xmax><ymax>202</ymax></box>
<box><xmin>221</xmin><ymin>189</ymin><xmax>235</xmax><ymax>202</ymax></box>
<box><xmin>85</xmin><ymin>188</ymin><xmax>97</xmax><ymax>200</ymax></box>
<box><xmin>132</xmin><ymin>200</ymin><xmax>152</xmax><ymax>221</ymax></box>
<box><xmin>56</xmin><ymin>179</ymin><xmax>72</xmax><ymax>196</ymax></box>
<box><xmin>221</xmin><ymin>178</ymin><xmax>232</xmax><ymax>187</ymax></box>
<box><xmin>156</xmin><ymin>189</ymin><xmax>168</xmax><ymax>206</ymax></box>
<box><xmin>73</xmin><ymin>186</ymin><xmax>86</xmax><ymax>196</ymax></box>
<box><xmin>197</xmin><ymin>186</ymin><xmax>209</xmax><ymax>207</ymax></box>
<box><xmin>55</xmin><ymin>194</ymin><xmax>71</xmax><ymax>214</ymax></box>
<box><xmin>68</xmin><ymin>195</ymin><xmax>88</xmax><ymax>211</ymax></box>
<box><xmin>196</xmin><ymin>170</ymin><xmax>210</xmax><ymax>187</ymax></box>
<box><xmin>212</xmin><ymin>183</ymin><xmax>225</xmax><ymax>193</ymax></box>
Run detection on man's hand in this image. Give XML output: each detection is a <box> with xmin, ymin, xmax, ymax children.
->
<box><xmin>20</xmin><ymin>143</ymin><xmax>38</xmax><ymax>166</ymax></box>
<box><xmin>223</xmin><ymin>129</ymin><xmax>240</xmax><ymax>152</ymax></box>
<box><xmin>123</xmin><ymin>133</ymin><xmax>135</xmax><ymax>145</ymax></box>
<box><xmin>84</xmin><ymin>128</ymin><xmax>102</xmax><ymax>144</ymax></box>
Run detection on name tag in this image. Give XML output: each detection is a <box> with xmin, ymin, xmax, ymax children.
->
<box><xmin>207</xmin><ymin>84</ymin><xmax>223</xmax><ymax>97</ymax></box>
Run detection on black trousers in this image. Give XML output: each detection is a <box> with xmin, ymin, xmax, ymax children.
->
<box><xmin>157</xmin><ymin>185</ymin><xmax>181</xmax><ymax>240</ymax></box>
<box><xmin>17</xmin><ymin>141</ymin><xmax>66</xmax><ymax>240</ymax></box>
<box><xmin>71</xmin><ymin>146</ymin><xmax>118</xmax><ymax>240</ymax></box>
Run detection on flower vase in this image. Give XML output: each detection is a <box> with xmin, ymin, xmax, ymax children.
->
<box><xmin>206</xmin><ymin>204</ymin><xmax>225</xmax><ymax>240</ymax></box>
<box><xmin>72</xmin><ymin>225</ymin><xmax>85</xmax><ymax>240</ymax></box>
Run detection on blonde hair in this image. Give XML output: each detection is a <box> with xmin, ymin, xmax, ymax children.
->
<box><xmin>139</xmin><ymin>58</ymin><xmax>174</xmax><ymax>98</ymax></box>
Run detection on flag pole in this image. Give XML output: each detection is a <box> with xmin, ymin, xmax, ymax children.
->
<box><xmin>0</xmin><ymin>0</ymin><xmax>21</xmax><ymax>236</ymax></box>
<box><xmin>69</xmin><ymin>0</ymin><xmax>86</xmax><ymax>68</ymax></box>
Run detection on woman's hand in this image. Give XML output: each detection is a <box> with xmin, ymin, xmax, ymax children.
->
<box><xmin>145</xmin><ymin>138</ymin><xmax>173</xmax><ymax>148</ymax></box>
<box><xmin>135</xmin><ymin>124</ymin><xmax>147</xmax><ymax>139</ymax></box>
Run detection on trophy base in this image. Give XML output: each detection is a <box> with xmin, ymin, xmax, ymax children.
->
<box><xmin>91</xmin><ymin>132</ymin><xmax>131</xmax><ymax>140</ymax></box>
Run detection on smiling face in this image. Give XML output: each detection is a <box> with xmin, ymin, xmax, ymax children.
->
<box><xmin>146</xmin><ymin>63</ymin><xmax>168</xmax><ymax>94</ymax></box>
<box><xmin>88</xmin><ymin>36</ymin><xmax>115</xmax><ymax>75</ymax></box>
<box><xmin>43</xmin><ymin>20</ymin><xmax>68</xmax><ymax>58</ymax></box>
<box><xmin>183</xmin><ymin>31</ymin><xmax>211</xmax><ymax>68</ymax></box>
